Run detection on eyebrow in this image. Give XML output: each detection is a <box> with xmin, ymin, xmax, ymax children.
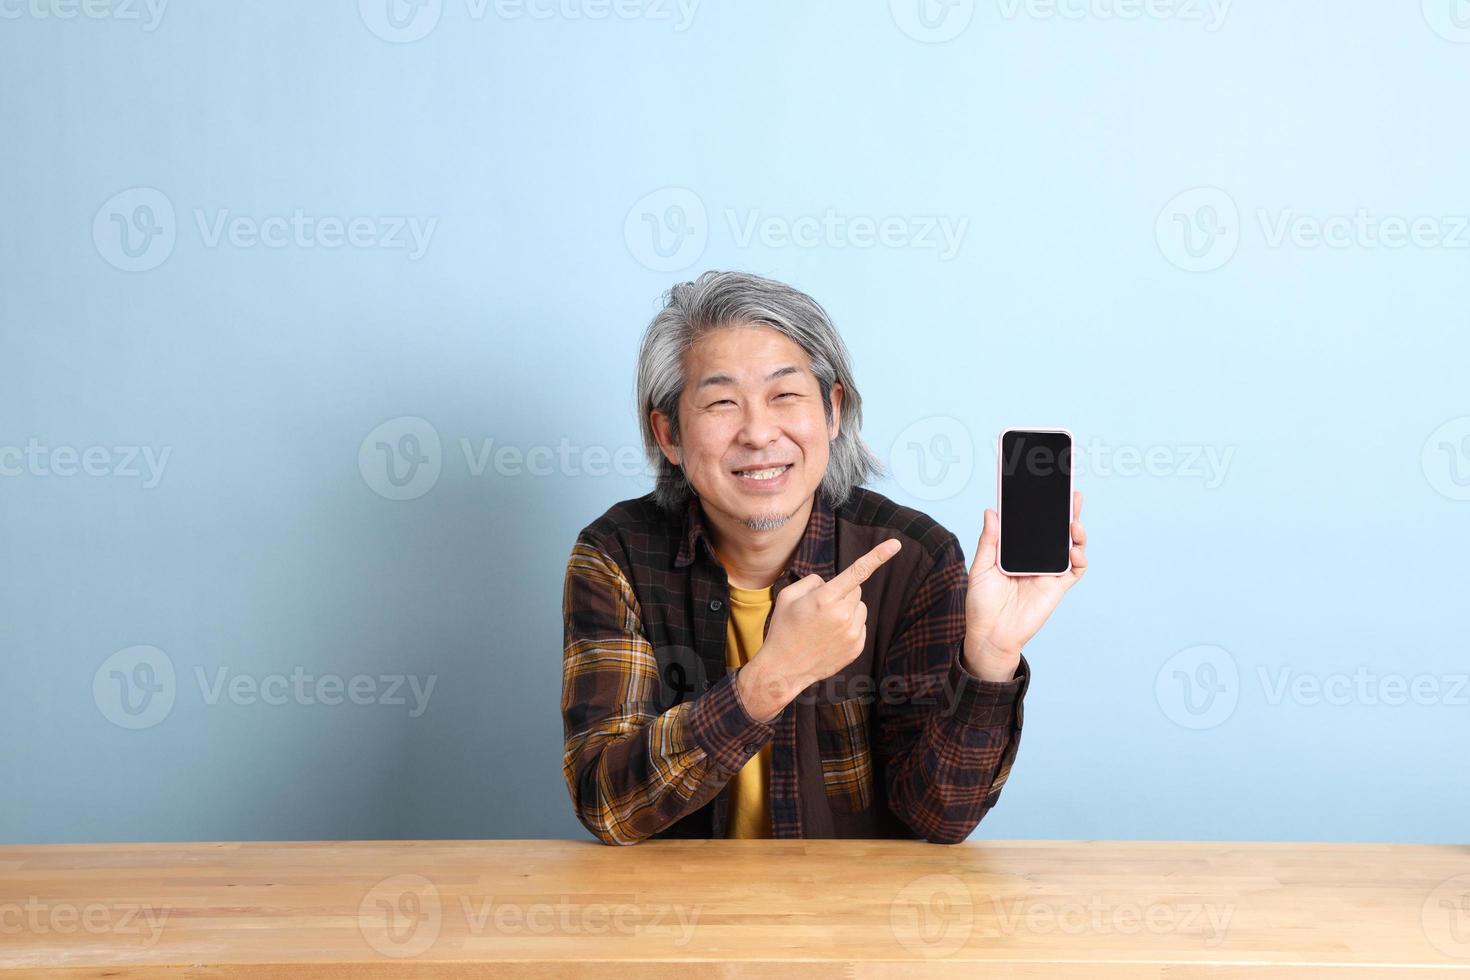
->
<box><xmin>694</xmin><ymin>364</ymin><xmax>804</xmax><ymax>391</ymax></box>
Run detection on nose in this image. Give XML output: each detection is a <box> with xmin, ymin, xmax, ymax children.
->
<box><xmin>736</xmin><ymin>399</ymin><xmax>779</xmax><ymax>449</ymax></box>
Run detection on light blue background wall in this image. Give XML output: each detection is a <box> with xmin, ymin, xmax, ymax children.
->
<box><xmin>2</xmin><ymin>1</ymin><xmax>1466</xmax><ymax>845</ymax></box>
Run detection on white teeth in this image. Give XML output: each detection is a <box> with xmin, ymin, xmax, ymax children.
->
<box><xmin>736</xmin><ymin>465</ymin><xmax>790</xmax><ymax>481</ymax></box>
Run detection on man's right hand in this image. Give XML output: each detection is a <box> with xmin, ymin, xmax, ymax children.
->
<box><xmin>735</xmin><ymin>538</ymin><xmax>903</xmax><ymax>724</ymax></box>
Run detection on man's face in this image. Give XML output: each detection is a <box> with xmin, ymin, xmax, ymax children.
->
<box><xmin>654</xmin><ymin>323</ymin><xmax>841</xmax><ymax>532</ymax></box>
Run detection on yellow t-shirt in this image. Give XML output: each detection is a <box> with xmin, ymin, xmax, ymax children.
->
<box><xmin>723</xmin><ymin>580</ymin><xmax>775</xmax><ymax>839</ymax></box>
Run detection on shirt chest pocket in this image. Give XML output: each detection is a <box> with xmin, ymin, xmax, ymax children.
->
<box><xmin>814</xmin><ymin>696</ymin><xmax>874</xmax><ymax>812</ymax></box>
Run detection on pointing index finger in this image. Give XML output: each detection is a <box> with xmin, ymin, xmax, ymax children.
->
<box><xmin>825</xmin><ymin>538</ymin><xmax>902</xmax><ymax>597</ymax></box>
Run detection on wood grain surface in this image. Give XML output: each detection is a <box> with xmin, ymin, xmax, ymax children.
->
<box><xmin>2</xmin><ymin>838</ymin><xmax>1468</xmax><ymax>977</ymax></box>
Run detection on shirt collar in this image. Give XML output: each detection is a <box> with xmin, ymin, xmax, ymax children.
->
<box><xmin>674</xmin><ymin>489</ymin><xmax>836</xmax><ymax>582</ymax></box>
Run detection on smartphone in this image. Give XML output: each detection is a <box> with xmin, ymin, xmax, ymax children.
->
<box><xmin>996</xmin><ymin>428</ymin><xmax>1074</xmax><ymax>576</ymax></box>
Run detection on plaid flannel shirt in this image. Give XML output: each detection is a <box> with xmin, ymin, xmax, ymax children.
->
<box><xmin>561</xmin><ymin>485</ymin><xmax>1030</xmax><ymax>844</ymax></box>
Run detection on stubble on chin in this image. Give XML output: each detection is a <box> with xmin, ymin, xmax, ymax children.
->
<box><xmin>742</xmin><ymin>510</ymin><xmax>791</xmax><ymax>532</ymax></box>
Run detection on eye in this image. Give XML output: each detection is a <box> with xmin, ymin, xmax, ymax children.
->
<box><xmin>709</xmin><ymin>399</ymin><xmax>735</xmax><ymax>407</ymax></box>
<box><xmin>776</xmin><ymin>392</ymin><xmax>800</xmax><ymax>399</ymax></box>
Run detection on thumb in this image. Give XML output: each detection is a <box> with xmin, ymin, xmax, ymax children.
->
<box><xmin>973</xmin><ymin>508</ymin><xmax>998</xmax><ymax>574</ymax></box>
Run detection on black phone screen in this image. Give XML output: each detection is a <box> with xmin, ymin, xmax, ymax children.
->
<box><xmin>999</xmin><ymin>430</ymin><xmax>1073</xmax><ymax>574</ymax></box>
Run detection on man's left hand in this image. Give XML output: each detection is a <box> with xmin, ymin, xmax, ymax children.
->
<box><xmin>962</xmin><ymin>490</ymin><xmax>1088</xmax><ymax>682</ymax></box>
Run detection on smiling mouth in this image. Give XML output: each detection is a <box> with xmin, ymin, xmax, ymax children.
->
<box><xmin>731</xmin><ymin>464</ymin><xmax>792</xmax><ymax>481</ymax></box>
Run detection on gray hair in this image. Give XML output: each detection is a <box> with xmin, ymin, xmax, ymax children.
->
<box><xmin>635</xmin><ymin>270</ymin><xmax>886</xmax><ymax>513</ymax></box>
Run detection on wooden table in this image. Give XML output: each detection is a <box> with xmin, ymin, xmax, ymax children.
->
<box><xmin>2</xmin><ymin>839</ymin><xmax>1468</xmax><ymax>977</ymax></box>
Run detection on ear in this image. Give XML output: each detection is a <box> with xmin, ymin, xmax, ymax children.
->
<box><xmin>650</xmin><ymin>408</ymin><xmax>682</xmax><ymax>466</ymax></box>
<box><xmin>827</xmin><ymin>382</ymin><xmax>843</xmax><ymax>441</ymax></box>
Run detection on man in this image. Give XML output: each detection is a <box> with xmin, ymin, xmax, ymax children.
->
<box><xmin>561</xmin><ymin>270</ymin><xmax>1087</xmax><ymax>844</ymax></box>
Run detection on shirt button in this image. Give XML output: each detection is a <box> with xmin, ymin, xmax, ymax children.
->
<box><xmin>742</xmin><ymin>742</ymin><xmax>759</xmax><ymax>754</ymax></box>
<box><xmin>709</xmin><ymin>599</ymin><xmax>723</xmax><ymax>611</ymax></box>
